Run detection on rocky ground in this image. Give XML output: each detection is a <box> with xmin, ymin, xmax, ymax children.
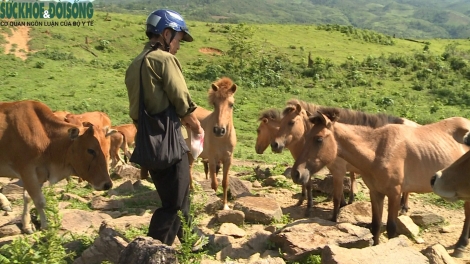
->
<box><xmin>0</xmin><ymin>160</ymin><xmax>468</xmax><ymax>264</ymax></box>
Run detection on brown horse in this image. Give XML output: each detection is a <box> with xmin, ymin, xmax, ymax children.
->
<box><xmin>431</xmin><ymin>133</ymin><xmax>470</xmax><ymax>201</ymax></box>
<box><xmin>255</xmin><ymin>108</ymin><xmax>282</xmax><ymax>154</ymax></box>
<box><xmin>186</xmin><ymin>77</ymin><xmax>237</xmax><ymax>210</ymax></box>
<box><xmin>292</xmin><ymin>109</ymin><xmax>470</xmax><ymax>251</ymax></box>
<box><xmin>271</xmin><ymin>99</ymin><xmax>419</xmax><ymax>221</ymax></box>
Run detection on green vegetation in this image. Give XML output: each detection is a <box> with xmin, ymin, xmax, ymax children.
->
<box><xmin>0</xmin><ymin>10</ymin><xmax>469</xmax><ymax>262</ymax></box>
<box><xmin>93</xmin><ymin>0</ymin><xmax>470</xmax><ymax>39</ymax></box>
<box><xmin>0</xmin><ymin>187</ymin><xmax>76</xmax><ymax>263</ymax></box>
<box><xmin>1</xmin><ymin>11</ymin><xmax>470</xmax><ymax>167</ymax></box>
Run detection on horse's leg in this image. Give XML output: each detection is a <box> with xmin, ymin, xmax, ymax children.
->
<box><xmin>370</xmin><ymin>190</ymin><xmax>385</xmax><ymax>246</ymax></box>
<box><xmin>188</xmin><ymin>153</ymin><xmax>196</xmax><ymax>190</ymax></box>
<box><xmin>453</xmin><ymin>201</ymin><xmax>470</xmax><ymax>258</ymax></box>
<box><xmin>305</xmin><ymin>177</ymin><xmax>313</xmax><ymax>217</ymax></box>
<box><xmin>295</xmin><ymin>183</ymin><xmax>306</xmax><ymax>207</ymax></box>
<box><xmin>400</xmin><ymin>192</ymin><xmax>410</xmax><ymax>214</ymax></box>
<box><xmin>221</xmin><ymin>158</ymin><xmax>232</xmax><ymax>210</ymax></box>
<box><xmin>203</xmin><ymin>160</ymin><xmax>209</xmax><ymax>179</ymax></box>
<box><xmin>348</xmin><ymin>171</ymin><xmax>356</xmax><ymax>204</ymax></box>
<box><xmin>328</xmin><ymin>161</ymin><xmax>348</xmax><ymax>222</ymax></box>
<box><xmin>386</xmin><ymin>192</ymin><xmax>401</xmax><ymax>240</ymax></box>
<box><xmin>140</xmin><ymin>167</ymin><xmax>149</xmax><ymax>180</ymax></box>
<box><xmin>208</xmin><ymin>158</ymin><xmax>218</xmax><ymax>192</ymax></box>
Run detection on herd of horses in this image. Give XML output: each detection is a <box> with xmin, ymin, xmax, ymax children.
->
<box><xmin>1</xmin><ymin>76</ymin><xmax>470</xmax><ymax>258</ymax></box>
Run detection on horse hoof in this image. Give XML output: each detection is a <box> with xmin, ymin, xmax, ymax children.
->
<box><xmin>295</xmin><ymin>201</ymin><xmax>303</xmax><ymax>207</ymax></box>
<box><xmin>452</xmin><ymin>248</ymin><xmax>465</xmax><ymax>258</ymax></box>
<box><xmin>223</xmin><ymin>204</ymin><xmax>230</xmax><ymax>210</ymax></box>
<box><xmin>304</xmin><ymin>210</ymin><xmax>311</xmax><ymax>218</ymax></box>
<box><xmin>23</xmin><ymin>228</ymin><xmax>34</xmax><ymax>235</ymax></box>
<box><xmin>1</xmin><ymin>205</ymin><xmax>12</xmax><ymax>212</ymax></box>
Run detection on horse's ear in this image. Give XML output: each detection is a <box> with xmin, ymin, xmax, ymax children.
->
<box><xmin>211</xmin><ymin>83</ymin><xmax>219</xmax><ymax>91</ymax></box>
<box><xmin>230</xmin><ymin>83</ymin><xmax>237</xmax><ymax>93</ymax></box>
<box><xmin>305</xmin><ymin>110</ymin><xmax>313</xmax><ymax>117</ymax></box>
<box><xmin>309</xmin><ymin>111</ymin><xmax>333</xmax><ymax>128</ymax></box>
<box><xmin>295</xmin><ymin>103</ymin><xmax>302</xmax><ymax>114</ymax></box>
<box><xmin>261</xmin><ymin>117</ymin><xmax>268</xmax><ymax>124</ymax></box>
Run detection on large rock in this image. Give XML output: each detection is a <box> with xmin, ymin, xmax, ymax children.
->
<box><xmin>61</xmin><ymin>209</ymin><xmax>113</xmax><ymax>235</ymax></box>
<box><xmin>311</xmin><ymin>175</ymin><xmax>352</xmax><ymax>196</ymax></box>
<box><xmin>410</xmin><ymin>211</ymin><xmax>445</xmax><ymax>228</ymax></box>
<box><xmin>336</xmin><ymin>201</ymin><xmax>387</xmax><ymax>229</ymax></box>
<box><xmin>1</xmin><ymin>183</ymin><xmax>23</xmax><ymax>201</ymax></box>
<box><xmin>233</xmin><ymin>196</ymin><xmax>283</xmax><ymax>224</ymax></box>
<box><xmin>73</xmin><ymin>222</ymin><xmax>129</xmax><ymax>264</ymax></box>
<box><xmin>216</xmin><ymin>210</ymin><xmax>245</xmax><ymax>225</ymax></box>
<box><xmin>270</xmin><ymin>217</ymin><xmax>373</xmax><ymax>261</ymax></box>
<box><xmin>228</xmin><ymin>176</ymin><xmax>253</xmax><ymax>199</ymax></box>
<box><xmin>321</xmin><ymin>235</ymin><xmax>429</xmax><ymax>264</ymax></box>
<box><xmin>117</xmin><ymin>236</ymin><xmax>178</xmax><ymax>264</ymax></box>
<box><xmin>90</xmin><ymin>196</ymin><xmax>125</xmax><ymax>210</ymax></box>
<box><xmin>112</xmin><ymin>164</ymin><xmax>142</xmax><ymax>181</ymax></box>
<box><xmin>423</xmin><ymin>243</ymin><xmax>456</xmax><ymax>264</ymax></box>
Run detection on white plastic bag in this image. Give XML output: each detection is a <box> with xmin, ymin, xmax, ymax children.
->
<box><xmin>190</xmin><ymin>130</ymin><xmax>204</xmax><ymax>159</ymax></box>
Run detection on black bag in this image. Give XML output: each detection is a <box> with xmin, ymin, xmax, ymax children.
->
<box><xmin>130</xmin><ymin>50</ymin><xmax>189</xmax><ymax>170</ymax></box>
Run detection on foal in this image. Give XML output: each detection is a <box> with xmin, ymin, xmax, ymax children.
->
<box><xmin>186</xmin><ymin>77</ymin><xmax>237</xmax><ymax>210</ymax></box>
<box><xmin>292</xmin><ymin>109</ymin><xmax>470</xmax><ymax>247</ymax></box>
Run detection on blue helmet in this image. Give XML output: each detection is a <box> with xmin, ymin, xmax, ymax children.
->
<box><xmin>146</xmin><ymin>9</ymin><xmax>193</xmax><ymax>42</ymax></box>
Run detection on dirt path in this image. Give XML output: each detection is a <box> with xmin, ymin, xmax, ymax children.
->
<box><xmin>1</xmin><ymin>26</ymin><xmax>32</xmax><ymax>60</ymax></box>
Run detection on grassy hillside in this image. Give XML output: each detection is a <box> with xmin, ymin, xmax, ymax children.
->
<box><xmin>93</xmin><ymin>0</ymin><xmax>470</xmax><ymax>39</ymax></box>
<box><xmin>1</xmin><ymin>11</ymin><xmax>470</xmax><ymax>166</ymax></box>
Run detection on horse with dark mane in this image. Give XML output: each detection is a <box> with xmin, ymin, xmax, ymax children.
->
<box><xmin>292</xmin><ymin>109</ymin><xmax>470</xmax><ymax>255</ymax></box>
<box><xmin>271</xmin><ymin>99</ymin><xmax>419</xmax><ymax>220</ymax></box>
<box><xmin>255</xmin><ymin>108</ymin><xmax>282</xmax><ymax>154</ymax></box>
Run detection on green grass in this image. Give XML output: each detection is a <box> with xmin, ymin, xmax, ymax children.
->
<box><xmin>2</xmin><ymin>12</ymin><xmax>470</xmax><ymax>168</ymax></box>
<box><xmin>413</xmin><ymin>193</ymin><xmax>465</xmax><ymax>210</ymax></box>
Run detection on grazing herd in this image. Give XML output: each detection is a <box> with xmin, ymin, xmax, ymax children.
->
<box><xmin>1</xmin><ymin>76</ymin><xmax>470</xmax><ymax>258</ymax></box>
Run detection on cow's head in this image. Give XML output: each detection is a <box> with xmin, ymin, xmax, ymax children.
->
<box><xmin>67</xmin><ymin>125</ymin><xmax>117</xmax><ymax>190</ymax></box>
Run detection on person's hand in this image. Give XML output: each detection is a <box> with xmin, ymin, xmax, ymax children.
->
<box><xmin>181</xmin><ymin>113</ymin><xmax>203</xmax><ymax>135</ymax></box>
<box><xmin>192</xmin><ymin>124</ymin><xmax>204</xmax><ymax>136</ymax></box>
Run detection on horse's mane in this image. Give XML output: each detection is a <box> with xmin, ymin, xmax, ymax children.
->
<box><xmin>208</xmin><ymin>77</ymin><xmax>235</xmax><ymax>105</ymax></box>
<box><xmin>258</xmin><ymin>108</ymin><xmax>282</xmax><ymax>121</ymax></box>
<box><xmin>284</xmin><ymin>99</ymin><xmax>405</xmax><ymax>127</ymax></box>
<box><xmin>283</xmin><ymin>99</ymin><xmax>321</xmax><ymax>116</ymax></box>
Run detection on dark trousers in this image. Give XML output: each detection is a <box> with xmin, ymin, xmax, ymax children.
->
<box><xmin>147</xmin><ymin>152</ymin><xmax>190</xmax><ymax>246</ymax></box>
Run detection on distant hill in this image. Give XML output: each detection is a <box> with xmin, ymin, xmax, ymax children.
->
<box><xmin>93</xmin><ymin>0</ymin><xmax>470</xmax><ymax>39</ymax></box>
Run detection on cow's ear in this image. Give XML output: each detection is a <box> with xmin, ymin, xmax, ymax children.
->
<box><xmin>68</xmin><ymin>127</ymin><xmax>80</xmax><ymax>140</ymax></box>
<box><xmin>105</xmin><ymin>127</ymin><xmax>118</xmax><ymax>137</ymax></box>
<box><xmin>82</xmin><ymin>121</ymin><xmax>93</xmax><ymax>127</ymax></box>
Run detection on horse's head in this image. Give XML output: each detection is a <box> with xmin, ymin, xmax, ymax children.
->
<box><xmin>271</xmin><ymin>103</ymin><xmax>312</xmax><ymax>153</ymax></box>
<box><xmin>255</xmin><ymin>109</ymin><xmax>281</xmax><ymax>154</ymax></box>
<box><xmin>291</xmin><ymin>110</ymin><xmax>339</xmax><ymax>185</ymax></box>
<box><xmin>208</xmin><ymin>77</ymin><xmax>237</xmax><ymax>137</ymax></box>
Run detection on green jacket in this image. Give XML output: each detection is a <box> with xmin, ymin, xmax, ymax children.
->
<box><xmin>125</xmin><ymin>43</ymin><xmax>197</xmax><ymax>122</ymax></box>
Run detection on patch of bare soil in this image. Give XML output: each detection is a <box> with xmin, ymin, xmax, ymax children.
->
<box><xmin>199</xmin><ymin>47</ymin><xmax>224</xmax><ymax>55</ymax></box>
<box><xmin>1</xmin><ymin>26</ymin><xmax>32</xmax><ymax>60</ymax></box>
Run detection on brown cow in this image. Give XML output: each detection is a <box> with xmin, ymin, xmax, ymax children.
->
<box><xmin>109</xmin><ymin>124</ymin><xmax>137</xmax><ymax>168</ymax></box>
<box><xmin>0</xmin><ymin>100</ymin><xmax>116</xmax><ymax>234</ymax></box>
<box><xmin>65</xmin><ymin>111</ymin><xmax>112</xmax><ymax>128</ymax></box>
<box><xmin>53</xmin><ymin>111</ymin><xmax>71</xmax><ymax>121</ymax></box>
